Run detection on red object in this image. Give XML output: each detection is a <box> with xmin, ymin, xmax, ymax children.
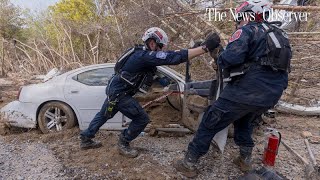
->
<box><xmin>236</xmin><ymin>1</ymin><xmax>249</xmax><ymax>13</ymax></box>
<box><xmin>263</xmin><ymin>133</ymin><xmax>280</xmax><ymax>166</ymax></box>
<box><xmin>155</xmin><ymin>30</ymin><xmax>163</xmax><ymax>40</ymax></box>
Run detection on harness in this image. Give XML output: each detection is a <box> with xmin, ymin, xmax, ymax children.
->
<box><xmin>223</xmin><ymin>22</ymin><xmax>292</xmax><ymax>82</ymax></box>
<box><xmin>259</xmin><ymin>23</ymin><xmax>291</xmax><ymax>72</ymax></box>
<box><xmin>104</xmin><ymin>45</ymin><xmax>155</xmax><ymax>117</ymax></box>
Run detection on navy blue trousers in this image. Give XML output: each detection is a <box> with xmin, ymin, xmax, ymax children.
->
<box><xmin>188</xmin><ymin>98</ymin><xmax>270</xmax><ymax>158</ymax></box>
<box><xmin>80</xmin><ymin>95</ymin><xmax>149</xmax><ymax>142</ymax></box>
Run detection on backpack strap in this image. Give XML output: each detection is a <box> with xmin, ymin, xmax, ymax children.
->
<box><xmin>261</xmin><ymin>23</ymin><xmax>282</xmax><ymax>58</ymax></box>
<box><xmin>114</xmin><ymin>45</ymin><xmax>145</xmax><ymax>74</ymax></box>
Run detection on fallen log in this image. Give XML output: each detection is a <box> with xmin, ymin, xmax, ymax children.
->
<box><xmin>275</xmin><ymin>101</ymin><xmax>320</xmax><ymax>116</ymax></box>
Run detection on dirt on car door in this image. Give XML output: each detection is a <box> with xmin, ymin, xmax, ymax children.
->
<box><xmin>134</xmin><ymin>70</ymin><xmax>183</xmax><ymax>129</ymax></box>
<box><xmin>181</xmin><ymin>60</ymin><xmax>228</xmax><ymax>152</ymax></box>
<box><xmin>181</xmin><ymin>80</ymin><xmax>217</xmax><ymax>131</ymax></box>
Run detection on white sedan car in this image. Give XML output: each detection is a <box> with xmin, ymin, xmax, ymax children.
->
<box><xmin>1</xmin><ymin>63</ymin><xmax>214</xmax><ymax>134</ymax></box>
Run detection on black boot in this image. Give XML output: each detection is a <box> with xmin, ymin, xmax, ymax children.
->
<box><xmin>173</xmin><ymin>151</ymin><xmax>199</xmax><ymax>178</ymax></box>
<box><xmin>233</xmin><ymin>146</ymin><xmax>253</xmax><ymax>172</ymax></box>
<box><xmin>80</xmin><ymin>136</ymin><xmax>102</xmax><ymax>150</ymax></box>
<box><xmin>117</xmin><ymin>133</ymin><xmax>139</xmax><ymax>158</ymax></box>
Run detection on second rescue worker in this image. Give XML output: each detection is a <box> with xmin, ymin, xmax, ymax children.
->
<box><xmin>174</xmin><ymin>0</ymin><xmax>292</xmax><ymax>177</ymax></box>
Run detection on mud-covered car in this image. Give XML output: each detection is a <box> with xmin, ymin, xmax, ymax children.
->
<box><xmin>0</xmin><ymin>63</ymin><xmax>218</xmax><ymax>136</ymax></box>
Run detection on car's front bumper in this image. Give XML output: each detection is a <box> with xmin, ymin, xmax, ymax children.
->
<box><xmin>0</xmin><ymin>101</ymin><xmax>38</xmax><ymax>128</ymax></box>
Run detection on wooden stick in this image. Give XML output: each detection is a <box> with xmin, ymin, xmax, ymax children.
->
<box><xmin>282</xmin><ymin>140</ymin><xmax>316</xmax><ymax>179</ymax></box>
<box><xmin>272</xmin><ymin>5</ymin><xmax>320</xmax><ymax>11</ymax></box>
<box><xmin>288</xmin><ymin>32</ymin><xmax>320</xmax><ymax>35</ymax></box>
<box><xmin>281</xmin><ymin>140</ymin><xmax>309</xmax><ymax>165</ymax></box>
<box><xmin>107</xmin><ymin>0</ymin><xmax>125</xmax><ymax>48</ymax></box>
<box><xmin>155</xmin><ymin>128</ymin><xmax>191</xmax><ymax>133</ymax></box>
<box><xmin>167</xmin><ymin>6</ymin><xmax>202</xmax><ymax>35</ymax></box>
<box><xmin>290</xmin><ymin>38</ymin><xmax>320</xmax><ymax>41</ymax></box>
<box><xmin>130</xmin><ymin>0</ymin><xmax>186</xmax><ymax>41</ymax></box>
<box><xmin>1</xmin><ymin>37</ymin><xmax>4</xmax><ymax>76</ymax></box>
<box><xmin>175</xmin><ymin>0</ymin><xmax>229</xmax><ymax>45</ymax></box>
<box><xmin>304</xmin><ymin>139</ymin><xmax>317</xmax><ymax>167</ymax></box>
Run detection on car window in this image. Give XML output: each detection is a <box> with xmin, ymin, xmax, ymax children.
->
<box><xmin>72</xmin><ymin>67</ymin><xmax>114</xmax><ymax>86</ymax></box>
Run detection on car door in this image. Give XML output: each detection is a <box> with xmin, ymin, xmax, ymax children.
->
<box><xmin>181</xmin><ymin>60</ymin><xmax>229</xmax><ymax>152</ymax></box>
<box><xmin>181</xmin><ymin>79</ymin><xmax>216</xmax><ymax>131</ymax></box>
<box><xmin>64</xmin><ymin>66</ymin><xmax>125</xmax><ymax>130</ymax></box>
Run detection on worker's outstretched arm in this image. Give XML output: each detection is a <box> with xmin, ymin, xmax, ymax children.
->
<box><xmin>142</xmin><ymin>32</ymin><xmax>221</xmax><ymax>67</ymax></box>
<box><xmin>188</xmin><ymin>46</ymin><xmax>206</xmax><ymax>60</ymax></box>
<box><xmin>189</xmin><ymin>32</ymin><xmax>221</xmax><ymax>60</ymax></box>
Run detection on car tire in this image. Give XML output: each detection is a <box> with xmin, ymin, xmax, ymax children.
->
<box><xmin>38</xmin><ymin>101</ymin><xmax>76</xmax><ymax>134</ymax></box>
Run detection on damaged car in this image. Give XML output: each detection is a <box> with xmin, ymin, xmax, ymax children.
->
<box><xmin>0</xmin><ymin>63</ymin><xmax>217</xmax><ymax>138</ymax></box>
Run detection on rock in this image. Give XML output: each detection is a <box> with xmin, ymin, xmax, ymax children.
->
<box><xmin>301</xmin><ymin>131</ymin><xmax>313</xmax><ymax>138</ymax></box>
<box><xmin>0</xmin><ymin>122</ymin><xmax>8</xmax><ymax>136</ymax></box>
<box><xmin>149</xmin><ymin>128</ymin><xmax>158</xmax><ymax>137</ymax></box>
<box><xmin>309</xmin><ymin>136</ymin><xmax>320</xmax><ymax>144</ymax></box>
<box><xmin>16</xmin><ymin>176</ymin><xmax>24</xmax><ymax>180</ymax></box>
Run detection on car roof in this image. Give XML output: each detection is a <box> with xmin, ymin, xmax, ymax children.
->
<box><xmin>66</xmin><ymin>63</ymin><xmax>115</xmax><ymax>74</ymax></box>
<box><xmin>58</xmin><ymin>63</ymin><xmax>185</xmax><ymax>83</ymax></box>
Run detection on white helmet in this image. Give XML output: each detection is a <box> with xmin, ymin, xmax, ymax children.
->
<box><xmin>236</xmin><ymin>0</ymin><xmax>272</xmax><ymax>22</ymax></box>
<box><xmin>142</xmin><ymin>27</ymin><xmax>168</xmax><ymax>46</ymax></box>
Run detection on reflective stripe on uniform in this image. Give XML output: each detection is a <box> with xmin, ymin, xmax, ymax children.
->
<box><xmin>262</xmin><ymin>23</ymin><xmax>281</xmax><ymax>48</ymax></box>
<box><xmin>118</xmin><ymin>48</ymin><xmax>135</xmax><ymax>63</ymax></box>
<box><xmin>269</xmin><ymin>33</ymin><xmax>281</xmax><ymax>48</ymax></box>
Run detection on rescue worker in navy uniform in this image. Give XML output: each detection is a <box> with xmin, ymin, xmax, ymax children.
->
<box><xmin>174</xmin><ymin>0</ymin><xmax>292</xmax><ymax>177</ymax></box>
<box><xmin>79</xmin><ymin>27</ymin><xmax>221</xmax><ymax>158</ymax></box>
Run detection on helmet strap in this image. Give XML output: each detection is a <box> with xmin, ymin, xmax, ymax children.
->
<box><xmin>145</xmin><ymin>38</ymin><xmax>163</xmax><ymax>51</ymax></box>
<box><xmin>145</xmin><ymin>39</ymin><xmax>153</xmax><ymax>50</ymax></box>
<box><xmin>157</xmin><ymin>43</ymin><xmax>163</xmax><ymax>49</ymax></box>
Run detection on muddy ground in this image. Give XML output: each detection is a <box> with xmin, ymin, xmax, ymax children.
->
<box><xmin>0</xmin><ymin>75</ymin><xmax>320</xmax><ymax>180</ymax></box>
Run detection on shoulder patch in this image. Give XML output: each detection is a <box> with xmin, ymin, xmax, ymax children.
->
<box><xmin>156</xmin><ymin>51</ymin><xmax>167</xmax><ymax>59</ymax></box>
<box><xmin>229</xmin><ymin>29</ymin><xmax>243</xmax><ymax>43</ymax></box>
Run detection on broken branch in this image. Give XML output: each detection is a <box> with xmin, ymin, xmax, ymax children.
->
<box><xmin>281</xmin><ymin>140</ymin><xmax>309</xmax><ymax>165</ymax></box>
<box><xmin>304</xmin><ymin>139</ymin><xmax>317</xmax><ymax>167</ymax></box>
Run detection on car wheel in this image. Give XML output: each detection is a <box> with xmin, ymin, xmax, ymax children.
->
<box><xmin>38</xmin><ymin>102</ymin><xmax>76</xmax><ymax>134</ymax></box>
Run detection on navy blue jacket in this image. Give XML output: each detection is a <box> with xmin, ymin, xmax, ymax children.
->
<box><xmin>218</xmin><ymin>22</ymin><xmax>289</xmax><ymax>107</ymax></box>
<box><xmin>108</xmin><ymin>48</ymin><xmax>188</xmax><ymax>96</ymax></box>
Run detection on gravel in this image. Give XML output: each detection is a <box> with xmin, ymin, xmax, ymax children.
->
<box><xmin>0</xmin><ymin>138</ymin><xmax>65</xmax><ymax>180</ymax></box>
<box><xmin>0</xmin><ymin>115</ymin><xmax>319</xmax><ymax>179</ymax></box>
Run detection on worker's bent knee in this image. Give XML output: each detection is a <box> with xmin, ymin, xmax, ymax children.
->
<box><xmin>202</xmin><ymin>106</ymin><xmax>226</xmax><ymax>129</ymax></box>
<box><xmin>138</xmin><ymin>112</ymin><xmax>150</xmax><ymax>125</ymax></box>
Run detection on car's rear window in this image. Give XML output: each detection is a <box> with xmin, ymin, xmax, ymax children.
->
<box><xmin>72</xmin><ymin>68</ymin><xmax>114</xmax><ymax>86</ymax></box>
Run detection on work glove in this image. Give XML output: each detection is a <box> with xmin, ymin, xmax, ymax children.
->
<box><xmin>209</xmin><ymin>45</ymin><xmax>224</xmax><ymax>70</ymax></box>
<box><xmin>190</xmin><ymin>39</ymin><xmax>203</xmax><ymax>48</ymax></box>
<box><xmin>201</xmin><ymin>32</ymin><xmax>221</xmax><ymax>52</ymax></box>
<box><xmin>209</xmin><ymin>44</ymin><xmax>224</xmax><ymax>60</ymax></box>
